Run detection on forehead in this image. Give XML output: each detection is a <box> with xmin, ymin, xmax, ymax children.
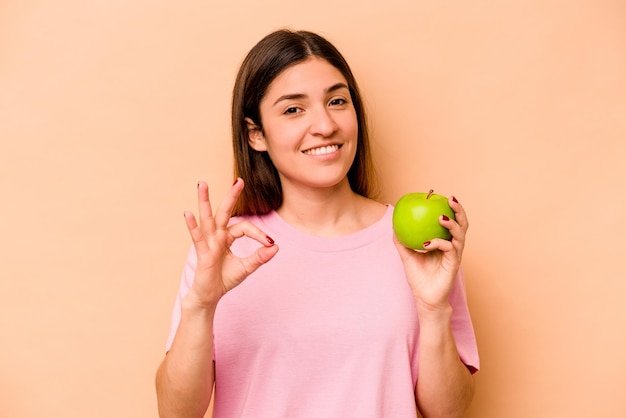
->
<box><xmin>263</xmin><ymin>57</ymin><xmax>349</xmax><ymax>98</ymax></box>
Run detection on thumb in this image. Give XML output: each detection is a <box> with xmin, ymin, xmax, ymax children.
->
<box><xmin>240</xmin><ymin>244</ymin><xmax>279</xmax><ymax>275</ymax></box>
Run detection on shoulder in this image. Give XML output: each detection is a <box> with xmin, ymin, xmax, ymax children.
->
<box><xmin>355</xmin><ymin>196</ymin><xmax>389</xmax><ymax>229</ymax></box>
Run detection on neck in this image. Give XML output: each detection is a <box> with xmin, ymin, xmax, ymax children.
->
<box><xmin>276</xmin><ymin>179</ymin><xmax>385</xmax><ymax>237</ymax></box>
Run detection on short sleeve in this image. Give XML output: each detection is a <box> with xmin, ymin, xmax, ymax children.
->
<box><xmin>448</xmin><ymin>267</ymin><xmax>480</xmax><ymax>373</ymax></box>
<box><xmin>164</xmin><ymin>245</ymin><xmax>197</xmax><ymax>352</ymax></box>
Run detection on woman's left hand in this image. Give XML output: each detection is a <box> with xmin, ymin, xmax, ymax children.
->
<box><xmin>393</xmin><ymin>196</ymin><xmax>469</xmax><ymax>312</ymax></box>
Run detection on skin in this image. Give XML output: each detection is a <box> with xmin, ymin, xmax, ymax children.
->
<box><xmin>156</xmin><ymin>57</ymin><xmax>474</xmax><ymax>418</ymax></box>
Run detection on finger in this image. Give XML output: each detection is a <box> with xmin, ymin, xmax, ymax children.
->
<box><xmin>449</xmin><ymin>195</ymin><xmax>469</xmax><ymax>232</ymax></box>
<box><xmin>237</xmin><ymin>244</ymin><xmax>280</xmax><ymax>276</ymax></box>
<box><xmin>228</xmin><ymin>220</ymin><xmax>276</xmax><ymax>248</ymax></box>
<box><xmin>197</xmin><ymin>181</ymin><xmax>216</xmax><ymax>234</ymax></box>
<box><xmin>423</xmin><ymin>238</ymin><xmax>463</xmax><ymax>271</ymax></box>
<box><xmin>440</xmin><ymin>214</ymin><xmax>466</xmax><ymax>247</ymax></box>
<box><xmin>423</xmin><ymin>237</ymin><xmax>455</xmax><ymax>255</ymax></box>
<box><xmin>214</xmin><ymin>178</ymin><xmax>244</xmax><ymax>229</ymax></box>
<box><xmin>393</xmin><ymin>234</ymin><xmax>427</xmax><ymax>259</ymax></box>
<box><xmin>184</xmin><ymin>211</ymin><xmax>210</xmax><ymax>254</ymax></box>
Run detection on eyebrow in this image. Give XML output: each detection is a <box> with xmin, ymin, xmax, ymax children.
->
<box><xmin>272</xmin><ymin>82</ymin><xmax>350</xmax><ymax>106</ymax></box>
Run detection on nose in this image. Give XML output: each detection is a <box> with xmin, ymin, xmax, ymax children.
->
<box><xmin>308</xmin><ymin>106</ymin><xmax>338</xmax><ymax>137</ymax></box>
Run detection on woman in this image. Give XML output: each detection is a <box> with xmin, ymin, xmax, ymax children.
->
<box><xmin>156</xmin><ymin>29</ymin><xmax>479</xmax><ymax>418</ymax></box>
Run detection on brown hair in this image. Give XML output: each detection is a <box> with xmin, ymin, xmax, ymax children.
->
<box><xmin>231</xmin><ymin>29</ymin><xmax>378</xmax><ymax>216</ymax></box>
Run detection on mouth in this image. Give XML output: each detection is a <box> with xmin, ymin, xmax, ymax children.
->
<box><xmin>302</xmin><ymin>144</ymin><xmax>342</xmax><ymax>156</ymax></box>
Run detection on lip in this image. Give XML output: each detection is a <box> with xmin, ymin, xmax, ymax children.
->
<box><xmin>301</xmin><ymin>143</ymin><xmax>343</xmax><ymax>156</ymax></box>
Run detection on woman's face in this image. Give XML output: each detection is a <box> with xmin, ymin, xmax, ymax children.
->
<box><xmin>248</xmin><ymin>57</ymin><xmax>358</xmax><ymax>194</ymax></box>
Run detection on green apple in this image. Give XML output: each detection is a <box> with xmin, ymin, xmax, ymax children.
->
<box><xmin>392</xmin><ymin>189</ymin><xmax>455</xmax><ymax>251</ymax></box>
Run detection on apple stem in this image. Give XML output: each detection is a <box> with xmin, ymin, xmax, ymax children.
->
<box><xmin>426</xmin><ymin>189</ymin><xmax>434</xmax><ymax>199</ymax></box>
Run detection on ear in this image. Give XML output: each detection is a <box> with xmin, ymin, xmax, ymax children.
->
<box><xmin>245</xmin><ymin>117</ymin><xmax>267</xmax><ymax>152</ymax></box>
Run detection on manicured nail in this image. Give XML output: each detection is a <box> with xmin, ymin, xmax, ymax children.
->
<box><xmin>423</xmin><ymin>241</ymin><xmax>431</xmax><ymax>247</ymax></box>
<box><xmin>266</xmin><ymin>235</ymin><xmax>275</xmax><ymax>245</ymax></box>
<box><xmin>452</xmin><ymin>196</ymin><xmax>458</xmax><ymax>203</ymax></box>
<box><xmin>197</xmin><ymin>182</ymin><xmax>200</xmax><ymax>189</ymax></box>
<box><xmin>441</xmin><ymin>215</ymin><xmax>450</xmax><ymax>221</ymax></box>
<box><xmin>233</xmin><ymin>178</ymin><xmax>239</xmax><ymax>186</ymax></box>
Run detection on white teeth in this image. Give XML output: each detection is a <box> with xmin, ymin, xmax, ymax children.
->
<box><xmin>303</xmin><ymin>145</ymin><xmax>339</xmax><ymax>155</ymax></box>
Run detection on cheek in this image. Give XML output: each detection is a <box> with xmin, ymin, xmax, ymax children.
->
<box><xmin>340</xmin><ymin>108</ymin><xmax>359</xmax><ymax>133</ymax></box>
<box><xmin>343</xmin><ymin>117</ymin><xmax>359</xmax><ymax>143</ymax></box>
<box><xmin>264</xmin><ymin>123</ymin><xmax>306</xmax><ymax>150</ymax></box>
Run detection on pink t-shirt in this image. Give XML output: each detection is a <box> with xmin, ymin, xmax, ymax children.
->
<box><xmin>166</xmin><ymin>205</ymin><xmax>479</xmax><ymax>417</ymax></box>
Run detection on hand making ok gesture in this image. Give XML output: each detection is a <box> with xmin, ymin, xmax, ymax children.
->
<box><xmin>183</xmin><ymin>178</ymin><xmax>279</xmax><ymax>308</ymax></box>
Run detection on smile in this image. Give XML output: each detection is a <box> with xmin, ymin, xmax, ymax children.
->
<box><xmin>302</xmin><ymin>144</ymin><xmax>341</xmax><ymax>156</ymax></box>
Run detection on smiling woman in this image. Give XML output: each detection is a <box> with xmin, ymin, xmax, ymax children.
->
<box><xmin>230</xmin><ymin>31</ymin><xmax>377</xmax><ymax>216</ymax></box>
<box><xmin>2</xmin><ymin>0</ymin><xmax>624</xmax><ymax>417</ymax></box>
<box><xmin>246</xmin><ymin>57</ymin><xmax>359</xmax><ymax>195</ymax></box>
<box><xmin>155</xmin><ymin>29</ymin><xmax>479</xmax><ymax>418</ymax></box>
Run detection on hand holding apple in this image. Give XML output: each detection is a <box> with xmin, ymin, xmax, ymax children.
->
<box><xmin>393</xmin><ymin>191</ymin><xmax>468</xmax><ymax>313</ymax></box>
<box><xmin>392</xmin><ymin>189</ymin><xmax>455</xmax><ymax>251</ymax></box>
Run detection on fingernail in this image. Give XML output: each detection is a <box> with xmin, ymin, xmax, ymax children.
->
<box><xmin>423</xmin><ymin>241</ymin><xmax>431</xmax><ymax>247</ymax></box>
<box><xmin>441</xmin><ymin>215</ymin><xmax>450</xmax><ymax>221</ymax></box>
<box><xmin>266</xmin><ymin>235</ymin><xmax>275</xmax><ymax>245</ymax></box>
<box><xmin>197</xmin><ymin>182</ymin><xmax>200</xmax><ymax>189</ymax></box>
<box><xmin>233</xmin><ymin>178</ymin><xmax>239</xmax><ymax>186</ymax></box>
<box><xmin>452</xmin><ymin>196</ymin><xmax>458</xmax><ymax>203</ymax></box>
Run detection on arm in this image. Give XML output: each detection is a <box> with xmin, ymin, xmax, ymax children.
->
<box><xmin>415</xmin><ymin>304</ymin><xmax>474</xmax><ymax>417</ymax></box>
<box><xmin>156</xmin><ymin>301</ymin><xmax>218</xmax><ymax>418</ymax></box>
<box><xmin>156</xmin><ymin>179</ymin><xmax>278</xmax><ymax>418</ymax></box>
<box><xmin>394</xmin><ymin>196</ymin><xmax>475</xmax><ymax>417</ymax></box>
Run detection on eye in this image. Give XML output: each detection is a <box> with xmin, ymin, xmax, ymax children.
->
<box><xmin>283</xmin><ymin>106</ymin><xmax>302</xmax><ymax>115</ymax></box>
<box><xmin>329</xmin><ymin>97</ymin><xmax>348</xmax><ymax>107</ymax></box>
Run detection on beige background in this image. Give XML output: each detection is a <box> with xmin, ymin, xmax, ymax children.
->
<box><xmin>1</xmin><ymin>0</ymin><xmax>625</xmax><ymax>417</ymax></box>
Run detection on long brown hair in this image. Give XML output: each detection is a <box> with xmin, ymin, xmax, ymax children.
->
<box><xmin>231</xmin><ymin>29</ymin><xmax>378</xmax><ymax>216</ymax></box>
